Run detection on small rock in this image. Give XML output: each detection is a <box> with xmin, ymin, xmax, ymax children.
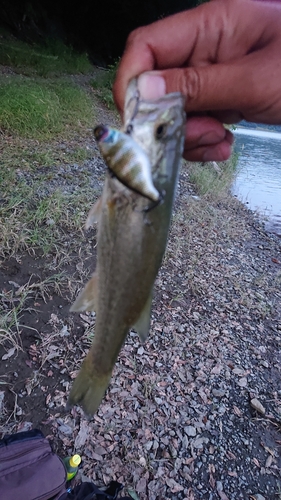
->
<box><xmin>59</xmin><ymin>325</ymin><xmax>69</xmax><ymax>337</ymax></box>
<box><xmin>250</xmin><ymin>398</ymin><xmax>266</xmax><ymax>415</ymax></box>
<box><xmin>265</xmin><ymin>455</ymin><xmax>273</xmax><ymax>468</ymax></box>
<box><xmin>58</xmin><ymin>424</ymin><xmax>73</xmax><ymax>436</ymax></box>
<box><xmin>238</xmin><ymin>377</ymin><xmax>247</xmax><ymax>387</ymax></box>
<box><xmin>192</xmin><ymin>437</ymin><xmax>205</xmax><ymax>449</ymax></box>
<box><xmin>136</xmin><ymin>478</ymin><xmax>147</xmax><ymax>493</ymax></box>
<box><xmin>46</xmin><ymin>218</ymin><xmax>55</xmax><ymax>226</ymax></box>
<box><xmin>216</xmin><ymin>481</ymin><xmax>223</xmax><ymax>492</ymax></box>
<box><xmin>184</xmin><ymin>426</ymin><xmax>196</xmax><ymax>437</ymax></box>
<box><xmin>253</xmin><ymin>495</ymin><xmax>266</xmax><ymax>500</ymax></box>
<box><xmin>181</xmin><ymin>435</ymin><xmax>189</xmax><ymax>449</ymax></box>
<box><xmin>212</xmin><ymin>389</ymin><xmax>226</xmax><ymax>398</ymax></box>
<box><xmin>17</xmin><ymin>421</ymin><xmax>33</xmax><ymax>432</ymax></box>
<box><xmin>144</xmin><ymin>440</ymin><xmax>153</xmax><ymax>450</ymax></box>
<box><xmin>0</xmin><ymin>392</ymin><xmax>4</xmax><ymax>413</ymax></box>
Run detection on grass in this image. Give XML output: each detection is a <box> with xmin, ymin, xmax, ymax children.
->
<box><xmin>0</xmin><ymin>301</ymin><xmax>23</xmax><ymax>351</ymax></box>
<box><xmin>188</xmin><ymin>153</ymin><xmax>238</xmax><ymax>198</ymax></box>
<box><xmin>0</xmin><ymin>36</ymin><xmax>92</xmax><ymax>77</ymax></box>
<box><xmin>0</xmin><ymin>129</ymin><xmax>100</xmax><ymax>259</ymax></box>
<box><xmin>0</xmin><ymin>76</ymin><xmax>94</xmax><ymax>138</ymax></box>
<box><xmin>0</xmin><ymin>171</ymin><xmax>95</xmax><ymax>257</ymax></box>
<box><xmin>90</xmin><ymin>61</ymin><xmax>119</xmax><ymax>109</ymax></box>
<box><xmin>0</xmin><ymin>272</ymin><xmax>69</xmax><ymax>358</ymax></box>
<box><xmin>0</xmin><ymin>34</ymin><xmax>97</xmax><ymax>260</ymax></box>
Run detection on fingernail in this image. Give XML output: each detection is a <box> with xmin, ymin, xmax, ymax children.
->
<box><xmin>138</xmin><ymin>73</ymin><xmax>166</xmax><ymax>100</ymax></box>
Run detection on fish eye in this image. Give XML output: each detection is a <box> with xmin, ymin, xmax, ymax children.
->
<box><xmin>155</xmin><ymin>123</ymin><xmax>167</xmax><ymax>140</ymax></box>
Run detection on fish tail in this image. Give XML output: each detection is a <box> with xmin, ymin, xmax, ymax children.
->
<box><xmin>67</xmin><ymin>355</ymin><xmax>111</xmax><ymax>417</ymax></box>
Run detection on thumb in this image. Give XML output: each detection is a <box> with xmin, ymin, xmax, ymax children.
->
<box><xmin>137</xmin><ymin>62</ymin><xmax>256</xmax><ymax>114</ymax></box>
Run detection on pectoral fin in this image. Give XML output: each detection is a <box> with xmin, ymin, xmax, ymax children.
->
<box><xmin>85</xmin><ymin>197</ymin><xmax>102</xmax><ymax>229</ymax></box>
<box><xmin>133</xmin><ymin>291</ymin><xmax>153</xmax><ymax>342</ymax></box>
<box><xmin>70</xmin><ymin>272</ymin><xmax>98</xmax><ymax>312</ymax></box>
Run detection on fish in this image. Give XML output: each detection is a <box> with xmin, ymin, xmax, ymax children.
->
<box><xmin>68</xmin><ymin>78</ymin><xmax>186</xmax><ymax>416</ymax></box>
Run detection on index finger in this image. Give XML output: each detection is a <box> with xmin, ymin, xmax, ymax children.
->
<box><xmin>113</xmin><ymin>5</ymin><xmax>211</xmax><ymax>112</ymax></box>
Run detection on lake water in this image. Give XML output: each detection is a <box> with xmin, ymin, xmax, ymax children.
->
<box><xmin>232</xmin><ymin>128</ymin><xmax>281</xmax><ymax>236</ymax></box>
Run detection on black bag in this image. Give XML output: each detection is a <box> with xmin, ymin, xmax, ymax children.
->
<box><xmin>59</xmin><ymin>481</ymin><xmax>133</xmax><ymax>500</ymax></box>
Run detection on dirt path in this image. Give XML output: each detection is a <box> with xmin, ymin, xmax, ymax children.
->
<box><xmin>0</xmin><ymin>74</ymin><xmax>281</xmax><ymax>499</ymax></box>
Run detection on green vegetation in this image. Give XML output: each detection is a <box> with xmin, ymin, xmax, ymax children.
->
<box><xmin>0</xmin><ymin>77</ymin><xmax>94</xmax><ymax>138</ymax></box>
<box><xmin>0</xmin><ymin>37</ymin><xmax>92</xmax><ymax>77</ymax></box>
<box><xmin>90</xmin><ymin>61</ymin><xmax>119</xmax><ymax>109</ymax></box>
<box><xmin>0</xmin><ymin>36</ymin><xmax>98</xmax><ymax>260</ymax></box>
<box><xmin>0</xmin><ymin>138</ymin><xmax>97</xmax><ymax>258</ymax></box>
<box><xmin>188</xmin><ymin>153</ymin><xmax>238</xmax><ymax>198</ymax></box>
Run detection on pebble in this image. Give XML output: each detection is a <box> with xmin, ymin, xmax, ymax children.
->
<box><xmin>181</xmin><ymin>435</ymin><xmax>189</xmax><ymax>450</ymax></box>
<box><xmin>46</xmin><ymin>218</ymin><xmax>55</xmax><ymax>226</ymax></box>
<box><xmin>212</xmin><ymin>388</ymin><xmax>226</xmax><ymax>398</ymax></box>
<box><xmin>184</xmin><ymin>426</ymin><xmax>196</xmax><ymax>437</ymax></box>
<box><xmin>58</xmin><ymin>424</ymin><xmax>73</xmax><ymax>436</ymax></box>
<box><xmin>250</xmin><ymin>398</ymin><xmax>266</xmax><ymax>415</ymax></box>
<box><xmin>238</xmin><ymin>377</ymin><xmax>248</xmax><ymax>387</ymax></box>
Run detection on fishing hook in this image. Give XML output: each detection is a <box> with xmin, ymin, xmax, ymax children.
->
<box><xmin>143</xmin><ymin>190</ymin><xmax>166</xmax><ymax>213</ymax></box>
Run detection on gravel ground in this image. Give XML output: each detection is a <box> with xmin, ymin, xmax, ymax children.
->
<box><xmin>0</xmin><ymin>76</ymin><xmax>281</xmax><ymax>499</ymax></box>
<box><xmin>52</xmin><ymin>170</ymin><xmax>281</xmax><ymax>500</ymax></box>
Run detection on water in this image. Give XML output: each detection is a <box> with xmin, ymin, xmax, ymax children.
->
<box><xmin>232</xmin><ymin>128</ymin><xmax>281</xmax><ymax>236</ymax></box>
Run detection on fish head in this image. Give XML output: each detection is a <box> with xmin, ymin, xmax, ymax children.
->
<box><xmin>123</xmin><ymin>78</ymin><xmax>186</xmax><ymax>188</ymax></box>
<box><xmin>94</xmin><ymin>125</ymin><xmax>116</xmax><ymax>144</ymax></box>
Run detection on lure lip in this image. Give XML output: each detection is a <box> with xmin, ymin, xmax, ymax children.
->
<box><xmin>94</xmin><ymin>124</ymin><xmax>109</xmax><ymax>142</ymax></box>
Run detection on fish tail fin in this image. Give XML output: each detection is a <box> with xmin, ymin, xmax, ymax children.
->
<box><xmin>67</xmin><ymin>356</ymin><xmax>111</xmax><ymax>417</ymax></box>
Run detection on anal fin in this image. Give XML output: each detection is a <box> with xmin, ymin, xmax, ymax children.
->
<box><xmin>70</xmin><ymin>272</ymin><xmax>98</xmax><ymax>312</ymax></box>
<box><xmin>85</xmin><ymin>197</ymin><xmax>102</xmax><ymax>229</ymax></box>
<box><xmin>133</xmin><ymin>291</ymin><xmax>153</xmax><ymax>343</ymax></box>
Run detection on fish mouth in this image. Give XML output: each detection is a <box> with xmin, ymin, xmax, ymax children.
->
<box><xmin>94</xmin><ymin>124</ymin><xmax>109</xmax><ymax>142</ymax></box>
<box><xmin>124</xmin><ymin>78</ymin><xmax>185</xmax><ymax>130</ymax></box>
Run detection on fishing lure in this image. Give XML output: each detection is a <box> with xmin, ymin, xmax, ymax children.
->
<box><xmin>94</xmin><ymin>125</ymin><xmax>160</xmax><ymax>203</ymax></box>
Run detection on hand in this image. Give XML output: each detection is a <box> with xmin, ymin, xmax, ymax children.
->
<box><xmin>113</xmin><ymin>0</ymin><xmax>281</xmax><ymax>161</ymax></box>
